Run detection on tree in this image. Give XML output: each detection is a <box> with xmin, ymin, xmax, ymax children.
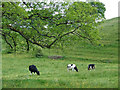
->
<box><xmin>2</xmin><ymin>1</ymin><xmax>106</xmax><ymax>51</ymax></box>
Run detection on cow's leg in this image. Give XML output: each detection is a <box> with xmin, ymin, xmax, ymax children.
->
<box><xmin>67</xmin><ymin>68</ymin><xmax>70</xmax><ymax>72</ymax></box>
<box><xmin>93</xmin><ymin>66</ymin><xmax>95</xmax><ymax>70</ymax></box>
<box><xmin>30</xmin><ymin>71</ymin><xmax>32</xmax><ymax>75</ymax></box>
<box><xmin>34</xmin><ymin>72</ymin><xmax>35</xmax><ymax>75</ymax></box>
<box><xmin>72</xmin><ymin>68</ymin><xmax>74</xmax><ymax>71</ymax></box>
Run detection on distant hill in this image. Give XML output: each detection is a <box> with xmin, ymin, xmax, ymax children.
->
<box><xmin>98</xmin><ymin>17</ymin><xmax>118</xmax><ymax>47</ymax></box>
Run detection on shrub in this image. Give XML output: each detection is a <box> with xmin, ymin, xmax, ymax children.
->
<box><xmin>34</xmin><ymin>48</ymin><xmax>43</xmax><ymax>58</ymax></box>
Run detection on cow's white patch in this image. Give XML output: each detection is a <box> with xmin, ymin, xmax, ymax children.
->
<box><xmin>67</xmin><ymin>64</ymin><xmax>78</xmax><ymax>72</ymax></box>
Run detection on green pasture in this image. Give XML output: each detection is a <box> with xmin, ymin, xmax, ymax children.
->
<box><xmin>2</xmin><ymin>17</ymin><xmax>118</xmax><ymax>88</ymax></box>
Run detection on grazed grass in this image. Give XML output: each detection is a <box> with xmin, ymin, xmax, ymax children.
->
<box><xmin>2</xmin><ymin>53</ymin><xmax>118</xmax><ymax>88</ymax></box>
<box><xmin>2</xmin><ymin>17</ymin><xmax>118</xmax><ymax>88</ymax></box>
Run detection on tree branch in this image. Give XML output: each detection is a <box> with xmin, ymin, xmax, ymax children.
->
<box><xmin>47</xmin><ymin>25</ymin><xmax>81</xmax><ymax>48</ymax></box>
<box><xmin>7</xmin><ymin>25</ymin><xmax>46</xmax><ymax>48</ymax></box>
<box><xmin>7</xmin><ymin>33</ymin><xmax>17</xmax><ymax>51</ymax></box>
<box><xmin>31</xmin><ymin>25</ymin><xmax>56</xmax><ymax>38</ymax></box>
<box><xmin>0</xmin><ymin>33</ymin><xmax>13</xmax><ymax>49</ymax></box>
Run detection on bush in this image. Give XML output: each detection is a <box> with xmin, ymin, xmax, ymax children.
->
<box><xmin>34</xmin><ymin>48</ymin><xmax>43</xmax><ymax>58</ymax></box>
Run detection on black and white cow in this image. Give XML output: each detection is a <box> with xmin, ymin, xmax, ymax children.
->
<box><xmin>67</xmin><ymin>64</ymin><xmax>78</xmax><ymax>72</ymax></box>
<box><xmin>88</xmin><ymin>64</ymin><xmax>95</xmax><ymax>70</ymax></box>
<box><xmin>29</xmin><ymin>65</ymin><xmax>40</xmax><ymax>75</ymax></box>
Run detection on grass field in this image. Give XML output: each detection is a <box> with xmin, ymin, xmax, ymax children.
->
<box><xmin>2</xmin><ymin>17</ymin><xmax>118</xmax><ymax>88</ymax></box>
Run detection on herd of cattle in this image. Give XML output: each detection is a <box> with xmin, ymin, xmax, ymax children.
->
<box><xmin>29</xmin><ymin>64</ymin><xmax>95</xmax><ymax>75</ymax></box>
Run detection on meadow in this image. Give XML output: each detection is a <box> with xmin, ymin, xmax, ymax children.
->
<box><xmin>2</xmin><ymin>17</ymin><xmax>118</xmax><ymax>88</ymax></box>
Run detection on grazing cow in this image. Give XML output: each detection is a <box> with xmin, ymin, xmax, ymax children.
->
<box><xmin>67</xmin><ymin>64</ymin><xmax>78</xmax><ymax>72</ymax></box>
<box><xmin>29</xmin><ymin>65</ymin><xmax>40</xmax><ymax>75</ymax></box>
<box><xmin>88</xmin><ymin>64</ymin><xmax>95</xmax><ymax>70</ymax></box>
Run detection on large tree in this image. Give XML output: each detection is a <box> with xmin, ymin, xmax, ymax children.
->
<box><xmin>1</xmin><ymin>1</ymin><xmax>106</xmax><ymax>51</ymax></box>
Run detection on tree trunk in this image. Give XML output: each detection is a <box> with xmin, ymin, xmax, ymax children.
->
<box><xmin>3</xmin><ymin>34</ymin><xmax>13</xmax><ymax>49</ymax></box>
<box><xmin>26</xmin><ymin>39</ymin><xmax>29</xmax><ymax>52</ymax></box>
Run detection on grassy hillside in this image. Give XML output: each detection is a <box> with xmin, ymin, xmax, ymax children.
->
<box><xmin>2</xmin><ymin>17</ymin><xmax>118</xmax><ymax>88</ymax></box>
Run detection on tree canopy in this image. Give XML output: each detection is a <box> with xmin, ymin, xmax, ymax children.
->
<box><xmin>1</xmin><ymin>1</ymin><xmax>106</xmax><ymax>52</ymax></box>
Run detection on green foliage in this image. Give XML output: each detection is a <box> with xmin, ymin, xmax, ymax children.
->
<box><xmin>3</xmin><ymin>47</ymin><xmax>14</xmax><ymax>54</ymax></box>
<box><xmin>34</xmin><ymin>48</ymin><xmax>44</xmax><ymax>58</ymax></box>
<box><xmin>2</xmin><ymin>1</ymin><xmax>106</xmax><ymax>52</ymax></box>
<box><xmin>89</xmin><ymin>2</ymin><xmax>106</xmax><ymax>19</ymax></box>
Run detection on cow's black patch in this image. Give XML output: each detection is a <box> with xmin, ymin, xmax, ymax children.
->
<box><xmin>88</xmin><ymin>64</ymin><xmax>95</xmax><ymax>70</ymax></box>
<box><xmin>29</xmin><ymin>65</ymin><xmax>40</xmax><ymax>75</ymax></box>
<box><xmin>71</xmin><ymin>64</ymin><xmax>73</xmax><ymax>66</ymax></box>
<box><xmin>74</xmin><ymin>66</ymin><xmax>78</xmax><ymax>72</ymax></box>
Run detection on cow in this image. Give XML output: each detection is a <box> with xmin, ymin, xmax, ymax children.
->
<box><xmin>67</xmin><ymin>64</ymin><xmax>78</xmax><ymax>72</ymax></box>
<box><xmin>88</xmin><ymin>64</ymin><xmax>95</xmax><ymax>70</ymax></box>
<box><xmin>29</xmin><ymin>65</ymin><xmax>40</xmax><ymax>75</ymax></box>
